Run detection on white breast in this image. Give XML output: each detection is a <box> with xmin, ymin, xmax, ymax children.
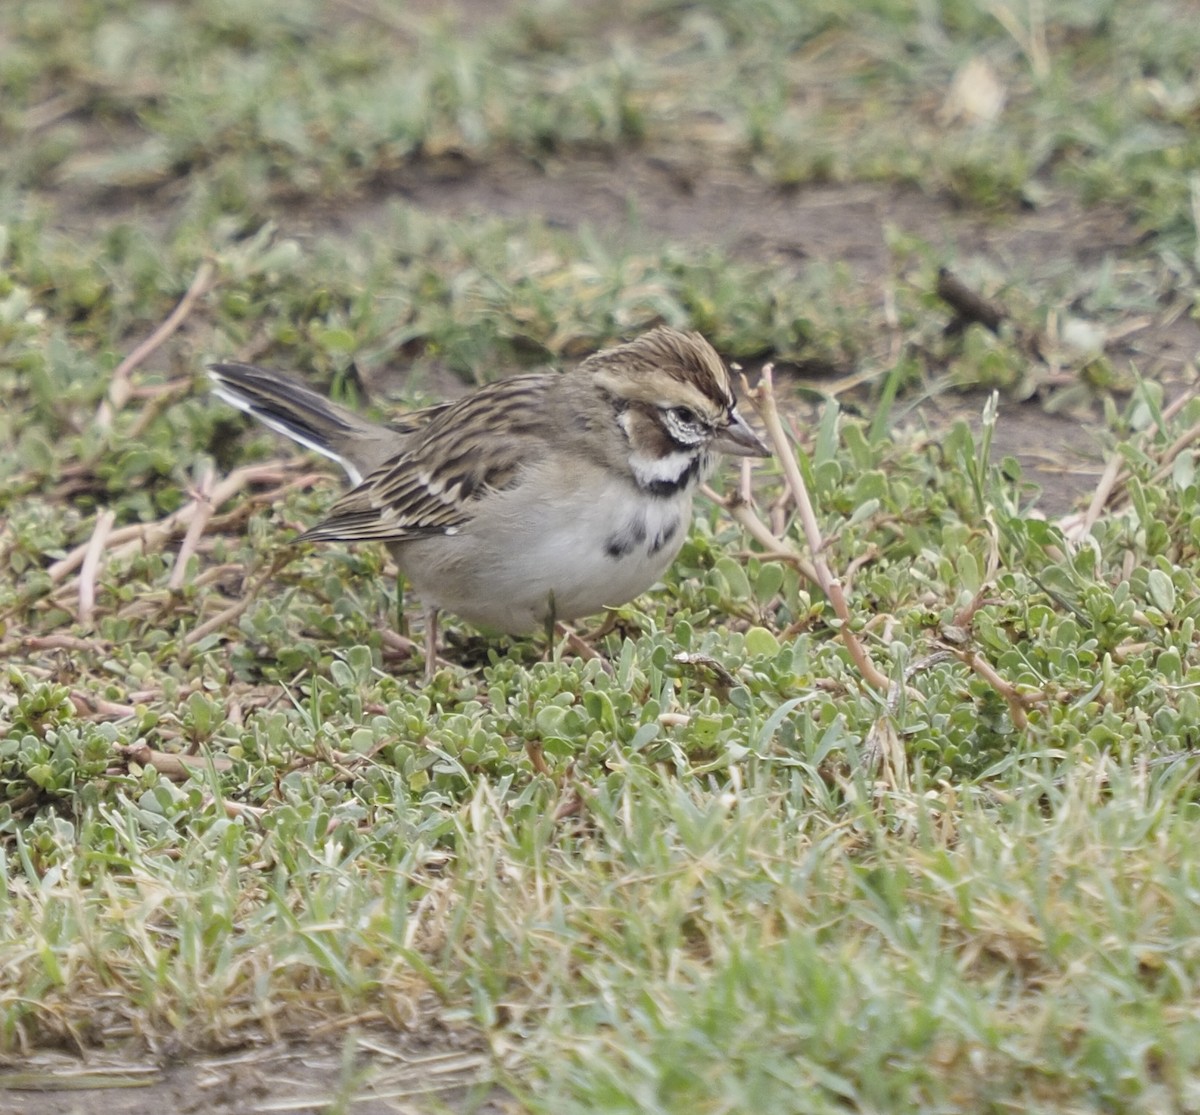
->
<box><xmin>397</xmin><ymin>461</ymin><xmax>695</xmax><ymax>633</ymax></box>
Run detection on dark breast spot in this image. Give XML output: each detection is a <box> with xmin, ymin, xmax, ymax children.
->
<box><xmin>605</xmin><ymin>514</ymin><xmax>647</xmax><ymax>560</ymax></box>
<box><xmin>648</xmin><ymin>516</ymin><xmax>680</xmax><ymax>556</ymax></box>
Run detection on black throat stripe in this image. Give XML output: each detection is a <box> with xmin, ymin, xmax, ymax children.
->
<box><xmin>640</xmin><ymin>454</ymin><xmax>702</xmax><ymax>498</ymax></box>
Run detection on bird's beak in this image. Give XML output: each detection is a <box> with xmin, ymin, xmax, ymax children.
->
<box><xmin>712</xmin><ymin>409</ymin><xmax>771</xmax><ymax>457</ymax></box>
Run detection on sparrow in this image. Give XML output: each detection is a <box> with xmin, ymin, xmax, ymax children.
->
<box><xmin>208</xmin><ymin>326</ymin><xmax>770</xmax><ymax>677</ymax></box>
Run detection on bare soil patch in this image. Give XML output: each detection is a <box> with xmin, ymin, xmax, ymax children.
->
<box><xmin>378</xmin><ymin>152</ymin><xmax>1141</xmax><ymax>279</ymax></box>
<box><xmin>1</xmin><ymin>1030</ymin><xmax>507</xmax><ymax>1115</ymax></box>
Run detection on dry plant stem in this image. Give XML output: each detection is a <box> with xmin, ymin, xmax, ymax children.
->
<box><xmin>1060</xmin><ymin>390</ymin><xmax>1198</xmax><ymax>538</ymax></box>
<box><xmin>555</xmin><ymin>623</ymin><xmax>608</xmax><ymax>665</ymax></box>
<box><xmin>1114</xmin><ymin>640</ymin><xmax>1153</xmax><ymax>663</ymax></box>
<box><xmin>22</xmin><ymin>90</ymin><xmax>88</xmax><ymax>131</ymax></box>
<box><xmin>191</xmin><ymin>562</ymin><xmax>249</xmax><ymax>588</ymax></box>
<box><xmin>379</xmin><ymin>628</ymin><xmax>420</xmax><ymax>657</ymax></box>
<box><xmin>526</xmin><ymin>741</ymin><xmax>552</xmax><ymax>779</ymax></box>
<box><xmin>951</xmin><ymin>589</ymin><xmax>999</xmax><ymax>632</ymax></box>
<box><xmin>1150</xmin><ymin>416</ymin><xmax>1200</xmax><ymax>484</ymax></box>
<box><xmin>769</xmin><ymin>488</ymin><xmax>791</xmax><ymax>538</ymax></box>
<box><xmin>125</xmin><ymin>379</ymin><xmax>194</xmax><ymax>442</ymax></box>
<box><xmin>1076</xmin><ymin>452</ymin><xmax>1122</xmax><ymax>539</ymax></box>
<box><xmin>422</xmin><ymin>604</ymin><xmax>441</xmax><ymax>683</ymax></box>
<box><xmin>1139</xmin><ymin>386</ymin><xmax>1191</xmax><ymax>433</ymax></box>
<box><xmin>4</xmin><ymin>787</ymin><xmax>39</xmax><ymax>813</ymax></box>
<box><xmin>552</xmin><ymin>786</ymin><xmax>586</xmax><ymax>822</ymax></box>
<box><xmin>24</xmin><ymin>634</ymin><xmax>106</xmax><ymax>652</ymax></box>
<box><xmin>747</xmin><ymin>365</ymin><xmax>891</xmax><ymax>693</ymax></box>
<box><xmin>288</xmin><ymin>738</ymin><xmax>388</xmax><ymax>775</ymax></box>
<box><xmin>218</xmin><ymin>799</ymin><xmax>266</xmax><ymax>822</ymax></box>
<box><xmin>953</xmin><ymin>648</ymin><xmax>1045</xmax><ymax>730</ymax></box>
<box><xmin>739</xmin><ymin>456</ymin><xmax>754</xmax><ymax>505</ymax></box>
<box><xmin>701</xmin><ymin>484</ymin><xmax>820</xmax><ymax>581</ymax></box>
<box><xmin>169</xmin><ymin>463</ymin><xmax>216</xmax><ymax>590</ymax></box>
<box><xmin>100</xmin><ymin>469</ymin><xmax>322</xmax><ymax>570</ymax></box>
<box><xmin>183</xmin><ymin>553</ymin><xmax>289</xmax><ymax>647</ymax></box>
<box><xmin>71</xmin><ymin>691</ymin><xmax>136</xmax><ymax>719</ymax></box>
<box><xmin>842</xmin><ymin>545</ymin><xmax>881</xmax><ymax>595</ymax></box>
<box><xmin>77</xmin><ymin>509</ymin><xmax>115</xmax><ymax>625</ymax></box>
<box><xmin>97</xmin><ymin>259</ymin><xmax>216</xmax><ymax>431</ymax></box>
<box><xmin>47</xmin><ymin>461</ymin><xmax>297</xmax><ymax>583</ymax></box>
<box><xmin>936</xmin><ymin>267</ymin><xmax>1005</xmax><ymax>333</ymax></box>
<box><xmin>115</xmin><ymin>741</ymin><xmax>233</xmax><ymax>780</ymax></box>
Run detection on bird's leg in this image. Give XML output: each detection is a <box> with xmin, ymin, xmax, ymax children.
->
<box><xmin>422</xmin><ymin>603</ymin><xmax>440</xmax><ymax>683</ymax></box>
<box><xmin>376</xmin><ymin>569</ymin><xmax>422</xmax><ymax>665</ymax></box>
<box><xmin>542</xmin><ymin>591</ymin><xmax>558</xmax><ymax>663</ymax></box>
<box><xmin>523</xmin><ymin>592</ymin><xmax>560</xmax><ymax>775</ymax></box>
<box><xmin>395</xmin><ymin>568</ymin><xmax>409</xmax><ymax>638</ymax></box>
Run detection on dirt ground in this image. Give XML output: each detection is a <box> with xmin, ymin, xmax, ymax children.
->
<box><xmin>0</xmin><ymin>1028</ymin><xmax>510</xmax><ymax>1115</ymax></box>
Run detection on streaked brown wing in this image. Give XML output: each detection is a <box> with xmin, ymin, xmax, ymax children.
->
<box><xmin>296</xmin><ymin>374</ymin><xmax>551</xmax><ymax>544</ymax></box>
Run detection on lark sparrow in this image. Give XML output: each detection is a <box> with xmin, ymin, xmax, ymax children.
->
<box><xmin>209</xmin><ymin>326</ymin><xmax>769</xmax><ymax>675</ymax></box>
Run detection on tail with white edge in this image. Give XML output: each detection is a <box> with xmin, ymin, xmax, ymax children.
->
<box><xmin>208</xmin><ymin>362</ymin><xmax>399</xmax><ymax>485</ymax></box>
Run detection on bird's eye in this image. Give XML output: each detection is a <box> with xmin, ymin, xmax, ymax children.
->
<box><xmin>669</xmin><ymin>406</ymin><xmax>699</xmax><ymax>427</ymax></box>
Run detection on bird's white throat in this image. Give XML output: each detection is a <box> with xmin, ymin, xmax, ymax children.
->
<box><xmin>628</xmin><ymin>448</ymin><xmax>708</xmax><ymax>492</ymax></box>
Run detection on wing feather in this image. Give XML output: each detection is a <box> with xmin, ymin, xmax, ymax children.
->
<box><xmin>297</xmin><ymin>374</ymin><xmax>554</xmax><ymax>544</ymax></box>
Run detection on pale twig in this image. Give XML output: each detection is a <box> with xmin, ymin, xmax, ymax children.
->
<box><xmin>23</xmin><ymin>634</ymin><xmax>108</xmax><ymax>653</ymax></box>
<box><xmin>97</xmin><ymin>259</ymin><xmax>216</xmax><ymax>431</ymax></box>
<box><xmin>191</xmin><ymin>562</ymin><xmax>248</xmax><ymax>588</ymax></box>
<box><xmin>215</xmin><ymin>798</ymin><xmax>267</xmax><ymax>823</ymax></box>
<box><xmin>1073</xmin><ymin>452</ymin><xmax>1122</xmax><ymax>541</ymax></box>
<box><xmin>183</xmin><ymin>553</ymin><xmax>289</xmax><ymax>648</ymax></box>
<box><xmin>124</xmin><ymin>378</ymin><xmax>194</xmax><ymax>442</ymax></box>
<box><xmin>126</xmin><ymin>688</ymin><xmax>168</xmax><ymax>705</ymax></box>
<box><xmin>48</xmin><ymin>522</ymin><xmax>152</xmax><ymax>584</ymax></box>
<box><xmin>1151</xmin><ymin>386</ymin><xmax>1191</xmax><ymax>425</ymax></box>
<box><xmin>47</xmin><ymin>461</ymin><xmax>296</xmax><ymax>583</ymax></box>
<box><xmin>1149</xmin><ymin>416</ymin><xmax>1200</xmax><ymax>485</ymax></box>
<box><xmin>769</xmin><ymin>488</ymin><xmax>791</xmax><ymax>538</ymax></box>
<box><xmin>114</xmin><ymin>741</ymin><xmax>233</xmax><ymax>781</ymax></box>
<box><xmin>738</xmin><ymin>456</ymin><xmax>754</xmax><ymax>505</ymax></box>
<box><xmin>746</xmin><ymin>366</ymin><xmax>891</xmax><ymax>693</ymax></box>
<box><xmin>555</xmin><ymin>623</ymin><xmax>612</xmax><ymax>672</ymax></box>
<box><xmin>78</xmin><ymin>509</ymin><xmax>115</xmax><ymax>626</ymax></box>
<box><xmin>22</xmin><ymin>90</ymin><xmax>88</xmax><ymax>131</ymax></box>
<box><xmin>70</xmin><ymin>692</ymin><xmax>136</xmax><ymax>719</ymax></box>
<box><xmin>291</xmin><ymin>733</ymin><xmax>387</xmax><ymax>783</ymax></box>
<box><xmin>1113</xmin><ymin>640</ymin><xmax>1153</xmax><ymax>663</ymax></box>
<box><xmin>169</xmin><ymin>463</ymin><xmax>217</xmax><ymax>591</ymax></box>
<box><xmin>842</xmin><ymin>544</ymin><xmax>881</xmax><ymax>595</ymax></box>
<box><xmin>951</xmin><ymin>648</ymin><xmax>1045</xmax><ymax>731</ymax></box>
<box><xmin>287</xmin><ymin>739</ymin><xmax>388</xmax><ymax>777</ymax></box>
<box><xmin>379</xmin><ymin>628</ymin><xmax>421</xmax><ymax>659</ymax></box>
<box><xmin>701</xmin><ymin>484</ymin><xmax>820</xmax><ymax>582</ymax></box>
<box><xmin>1059</xmin><ymin>390</ymin><xmax>1198</xmax><ymax>539</ymax></box>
